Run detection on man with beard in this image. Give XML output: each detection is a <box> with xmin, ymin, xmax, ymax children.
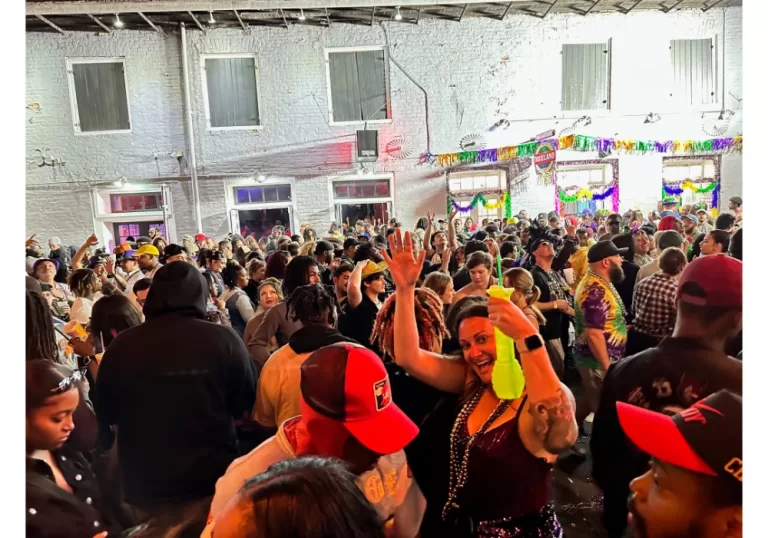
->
<box><xmin>679</xmin><ymin>214</ymin><xmax>697</xmax><ymax>242</ymax></box>
<box><xmin>135</xmin><ymin>244</ymin><xmax>163</xmax><ymax>280</ymax></box>
<box><xmin>695</xmin><ymin>208</ymin><xmax>714</xmax><ymax>235</ymax></box>
<box><xmin>573</xmin><ymin>241</ymin><xmax>628</xmax><ymax>433</ymax></box>
<box><xmin>618</xmin><ymin>390</ymin><xmax>742</xmax><ymax>538</ymax></box>
<box><xmin>591</xmin><ymin>254</ymin><xmax>742</xmax><ymax>538</ymax></box>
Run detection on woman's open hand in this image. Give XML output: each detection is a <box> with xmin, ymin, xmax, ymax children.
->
<box><xmin>382</xmin><ymin>230</ymin><xmax>425</xmax><ymax>290</ymax></box>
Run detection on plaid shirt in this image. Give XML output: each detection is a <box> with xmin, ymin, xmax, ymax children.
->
<box><xmin>632</xmin><ymin>273</ymin><xmax>678</xmax><ymax>337</ymax></box>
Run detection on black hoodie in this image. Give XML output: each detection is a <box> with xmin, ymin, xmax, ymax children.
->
<box><xmin>94</xmin><ymin>262</ymin><xmax>257</xmax><ymax>507</ymax></box>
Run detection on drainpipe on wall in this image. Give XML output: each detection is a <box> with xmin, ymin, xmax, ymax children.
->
<box><xmin>180</xmin><ymin>22</ymin><xmax>203</xmax><ymax>233</ymax></box>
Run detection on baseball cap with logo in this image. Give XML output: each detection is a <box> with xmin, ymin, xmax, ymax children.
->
<box><xmin>300</xmin><ymin>344</ymin><xmax>418</xmax><ymax>454</ymax></box>
<box><xmin>135</xmin><ymin>245</ymin><xmax>160</xmax><ymax>257</ymax></box>
<box><xmin>121</xmin><ymin>250</ymin><xmax>138</xmax><ymax>261</ymax></box>
<box><xmin>617</xmin><ymin>389</ymin><xmax>742</xmax><ymax>484</ymax></box>
<box><xmin>677</xmin><ymin>254</ymin><xmax>742</xmax><ymax>307</ymax></box>
<box><xmin>194</xmin><ymin>233</ymin><xmax>207</xmax><ymax>242</ymax></box>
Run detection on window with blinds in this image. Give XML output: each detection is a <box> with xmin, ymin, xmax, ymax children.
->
<box><xmin>203</xmin><ymin>55</ymin><xmax>261</xmax><ymax>129</ymax></box>
<box><xmin>670</xmin><ymin>38</ymin><xmax>716</xmax><ymax>107</ymax></box>
<box><xmin>327</xmin><ymin>48</ymin><xmax>389</xmax><ymax>124</ymax></box>
<box><xmin>67</xmin><ymin>59</ymin><xmax>131</xmax><ymax>133</ymax></box>
<box><xmin>561</xmin><ymin>43</ymin><xmax>610</xmax><ymax>111</ymax></box>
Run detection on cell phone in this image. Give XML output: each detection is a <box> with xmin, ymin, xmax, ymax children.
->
<box><xmin>40</xmin><ymin>283</ymin><xmax>53</xmax><ymax>292</ymax></box>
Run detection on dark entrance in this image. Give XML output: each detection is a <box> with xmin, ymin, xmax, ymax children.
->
<box><xmin>113</xmin><ymin>222</ymin><xmax>166</xmax><ymax>245</ymax></box>
<box><xmin>237</xmin><ymin>208</ymin><xmax>292</xmax><ymax>239</ymax></box>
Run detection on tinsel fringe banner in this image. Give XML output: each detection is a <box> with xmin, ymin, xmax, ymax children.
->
<box><xmin>425</xmin><ymin>135</ymin><xmax>743</xmax><ymax>168</ymax></box>
<box><xmin>662</xmin><ymin>179</ymin><xmax>720</xmax><ymax>210</ymax></box>
<box><xmin>447</xmin><ymin>192</ymin><xmax>513</xmax><ymax>219</ymax></box>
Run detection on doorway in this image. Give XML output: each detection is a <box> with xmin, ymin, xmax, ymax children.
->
<box><xmin>113</xmin><ymin>222</ymin><xmax>166</xmax><ymax>245</ymax></box>
<box><xmin>236</xmin><ymin>207</ymin><xmax>293</xmax><ymax>239</ymax></box>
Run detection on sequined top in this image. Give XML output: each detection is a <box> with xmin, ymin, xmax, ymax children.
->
<box><xmin>457</xmin><ymin>397</ymin><xmax>553</xmax><ymax>522</ymax></box>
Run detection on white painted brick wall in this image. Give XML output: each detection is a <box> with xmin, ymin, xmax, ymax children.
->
<box><xmin>26</xmin><ymin>7</ymin><xmax>742</xmax><ymax>244</ymax></box>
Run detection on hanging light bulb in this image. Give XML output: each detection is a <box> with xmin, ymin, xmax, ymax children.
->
<box><xmin>208</xmin><ymin>11</ymin><xmax>216</xmax><ymax>24</ymax></box>
<box><xmin>257</xmin><ymin>174</ymin><xmax>267</xmax><ymax>183</ymax></box>
<box><xmin>113</xmin><ymin>13</ymin><xmax>124</xmax><ymax>28</ymax></box>
<box><xmin>394</xmin><ymin>6</ymin><xmax>403</xmax><ymax>20</ymax></box>
<box><xmin>298</xmin><ymin>9</ymin><xmax>306</xmax><ymax>21</ymax></box>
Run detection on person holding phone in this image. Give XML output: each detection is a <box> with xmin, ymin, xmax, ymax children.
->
<box><xmin>34</xmin><ymin>259</ymin><xmax>74</xmax><ymax>305</ymax></box>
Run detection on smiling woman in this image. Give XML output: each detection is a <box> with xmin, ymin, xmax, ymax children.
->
<box><xmin>384</xmin><ymin>229</ymin><xmax>577</xmax><ymax>537</ymax></box>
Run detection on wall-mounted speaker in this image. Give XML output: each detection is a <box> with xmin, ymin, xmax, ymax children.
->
<box><xmin>356</xmin><ymin>130</ymin><xmax>379</xmax><ymax>162</ymax></box>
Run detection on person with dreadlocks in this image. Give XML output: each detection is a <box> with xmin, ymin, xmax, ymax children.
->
<box><xmin>68</xmin><ymin>268</ymin><xmax>104</xmax><ymax>324</ymax></box>
<box><xmin>383</xmin><ymin>229</ymin><xmax>577</xmax><ymax>538</ymax></box>
<box><xmin>253</xmin><ymin>284</ymin><xmax>357</xmax><ymax>431</ymax></box>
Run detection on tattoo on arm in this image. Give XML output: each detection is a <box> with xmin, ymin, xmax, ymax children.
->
<box><xmin>528</xmin><ymin>386</ymin><xmax>578</xmax><ymax>454</ymax></box>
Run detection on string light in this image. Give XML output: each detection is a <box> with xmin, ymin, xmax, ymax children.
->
<box><xmin>298</xmin><ymin>9</ymin><xmax>306</xmax><ymax>21</ymax></box>
<box><xmin>394</xmin><ymin>6</ymin><xmax>403</xmax><ymax>20</ymax></box>
<box><xmin>113</xmin><ymin>13</ymin><xmax>124</xmax><ymax>28</ymax></box>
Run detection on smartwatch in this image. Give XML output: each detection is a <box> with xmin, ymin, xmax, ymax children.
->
<box><xmin>517</xmin><ymin>334</ymin><xmax>545</xmax><ymax>353</ymax></box>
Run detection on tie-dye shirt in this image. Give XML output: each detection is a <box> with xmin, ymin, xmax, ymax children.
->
<box><xmin>574</xmin><ymin>271</ymin><xmax>627</xmax><ymax>369</ymax></box>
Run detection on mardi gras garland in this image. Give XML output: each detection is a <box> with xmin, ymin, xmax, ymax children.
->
<box><xmin>447</xmin><ymin>192</ymin><xmax>513</xmax><ymax>219</ymax></box>
<box><xmin>662</xmin><ymin>180</ymin><xmax>720</xmax><ymax>210</ymax></box>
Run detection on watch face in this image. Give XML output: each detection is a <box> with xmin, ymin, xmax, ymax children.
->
<box><xmin>524</xmin><ymin>335</ymin><xmax>544</xmax><ymax>350</ymax></box>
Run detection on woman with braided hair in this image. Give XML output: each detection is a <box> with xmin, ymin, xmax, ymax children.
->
<box><xmin>253</xmin><ymin>284</ymin><xmax>357</xmax><ymax>431</ymax></box>
<box><xmin>383</xmin><ymin>229</ymin><xmax>576</xmax><ymax>537</ymax></box>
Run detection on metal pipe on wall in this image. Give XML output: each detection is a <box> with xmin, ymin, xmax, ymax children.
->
<box><xmin>180</xmin><ymin>22</ymin><xmax>204</xmax><ymax>233</ymax></box>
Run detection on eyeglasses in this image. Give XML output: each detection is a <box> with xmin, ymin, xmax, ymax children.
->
<box><xmin>51</xmin><ymin>358</ymin><xmax>90</xmax><ymax>394</ymax></box>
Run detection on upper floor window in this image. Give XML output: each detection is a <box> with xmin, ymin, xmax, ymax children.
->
<box><xmin>233</xmin><ymin>185</ymin><xmax>292</xmax><ymax>205</ymax></box>
<box><xmin>202</xmin><ymin>55</ymin><xmax>262</xmax><ymax>129</ymax></box>
<box><xmin>67</xmin><ymin>58</ymin><xmax>131</xmax><ymax>134</ymax></box>
<box><xmin>326</xmin><ymin>48</ymin><xmax>389</xmax><ymax>124</ymax></box>
<box><xmin>561</xmin><ymin>43</ymin><xmax>611</xmax><ymax>111</ymax></box>
<box><xmin>448</xmin><ymin>171</ymin><xmax>507</xmax><ymax>193</ymax></box>
<box><xmin>669</xmin><ymin>38</ymin><xmax>716</xmax><ymax>107</ymax></box>
<box><xmin>110</xmin><ymin>193</ymin><xmax>162</xmax><ymax>213</ymax></box>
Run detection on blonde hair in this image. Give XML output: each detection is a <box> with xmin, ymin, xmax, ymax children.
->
<box><xmin>300</xmin><ymin>240</ymin><xmax>316</xmax><ymax>257</ymax></box>
<box><xmin>502</xmin><ymin>268</ymin><xmax>546</xmax><ymax>325</ymax></box>
<box><xmin>423</xmin><ymin>271</ymin><xmax>452</xmax><ymax>300</ymax></box>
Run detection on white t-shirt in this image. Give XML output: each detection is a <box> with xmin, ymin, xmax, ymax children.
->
<box><xmin>123</xmin><ymin>269</ymin><xmax>143</xmax><ymax>295</ymax></box>
<box><xmin>203</xmin><ymin>416</ymin><xmax>424</xmax><ymax>537</ymax></box>
<box><xmin>69</xmin><ymin>292</ymin><xmax>104</xmax><ymax>324</ymax></box>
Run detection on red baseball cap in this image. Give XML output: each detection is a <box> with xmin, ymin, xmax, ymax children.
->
<box><xmin>194</xmin><ymin>233</ymin><xmax>207</xmax><ymax>241</ymax></box>
<box><xmin>677</xmin><ymin>254</ymin><xmax>742</xmax><ymax>307</ymax></box>
<box><xmin>300</xmin><ymin>343</ymin><xmax>418</xmax><ymax>454</ymax></box>
<box><xmin>617</xmin><ymin>390</ymin><xmax>742</xmax><ymax>484</ymax></box>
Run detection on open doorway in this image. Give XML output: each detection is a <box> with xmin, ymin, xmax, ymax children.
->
<box><xmin>336</xmin><ymin>202</ymin><xmax>390</xmax><ymax>228</ymax></box>
<box><xmin>237</xmin><ymin>208</ymin><xmax>292</xmax><ymax>239</ymax></box>
<box><xmin>113</xmin><ymin>222</ymin><xmax>166</xmax><ymax>245</ymax></box>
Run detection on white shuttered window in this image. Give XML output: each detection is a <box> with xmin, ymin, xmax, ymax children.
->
<box><xmin>670</xmin><ymin>38</ymin><xmax>716</xmax><ymax>107</ymax></box>
<box><xmin>561</xmin><ymin>43</ymin><xmax>610</xmax><ymax>111</ymax></box>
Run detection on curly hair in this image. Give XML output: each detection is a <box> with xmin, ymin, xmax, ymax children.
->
<box><xmin>371</xmin><ymin>287</ymin><xmax>449</xmax><ymax>361</ymax></box>
<box><xmin>300</xmin><ymin>240</ymin><xmax>316</xmax><ymax>257</ymax></box>
<box><xmin>286</xmin><ymin>284</ymin><xmax>337</xmax><ymax>327</ymax></box>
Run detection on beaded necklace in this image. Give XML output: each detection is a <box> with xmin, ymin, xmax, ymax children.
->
<box><xmin>586</xmin><ymin>269</ymin><xmax>627</xmax><ymax>318</ymax></box>
<box><xmin>442</xmin><ymin>386</ymin><xmax>513</xmax><ymax>521</ymax></box>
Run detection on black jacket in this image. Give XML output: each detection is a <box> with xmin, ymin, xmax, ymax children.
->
<box><xmin>591</xmin><ymin>337</ymin><xmax>742</xmax><ymax>535</ymax></box>
<box><xmin>94</xmin><ymin>262</ymin><xmax>257</xmax><ymax>507</ymax></box>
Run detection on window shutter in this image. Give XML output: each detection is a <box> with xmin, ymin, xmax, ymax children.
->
<box><xmin>205</xmin><ymin>57</ymin><xmax>261</xmax><ymax>128</ymax></box>
<box><xmin>72</xmin><ymin>62</ymin><xmax>130</xmax><ymax>132</ymax></box>
<box><xmin>670</xmin><ymin>38</ymin><xmax>715</xmax><ymax>106</ymax></box>
<box><xmin>561</xmin><ymin>43</ymin><xmax>610</xmax><ymax>111</ymax></box>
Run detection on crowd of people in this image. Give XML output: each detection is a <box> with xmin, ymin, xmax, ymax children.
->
<box><xmin>24</xmin><ymin>194</ymin><xmax>743</xmax><ymax>538</ymax></box>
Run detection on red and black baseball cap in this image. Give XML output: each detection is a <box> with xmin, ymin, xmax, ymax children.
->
<box><xmin>677</xmin><ymin>254</ymin><xmax>742</xmax><ymax>307</ymax></box>
<box><xmin>300</xmin><ymin>343</ymin><xmax>419</xmax><ymax>454</ymax></box>
<box><xmin>617</xmin><ymin>389</ymin><xmax>742</xmax><ymax>484</ymax></box>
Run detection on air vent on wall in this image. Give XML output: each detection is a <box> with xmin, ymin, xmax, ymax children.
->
<box><xmin>459</xmin><ymin>133</ymin><xmax>487</xmax><ymax>151</ymax></box>
<box><xmin>384</xmin><ymin>136</ymin><xmax>415</xmax><ymax>160</ymax></box>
